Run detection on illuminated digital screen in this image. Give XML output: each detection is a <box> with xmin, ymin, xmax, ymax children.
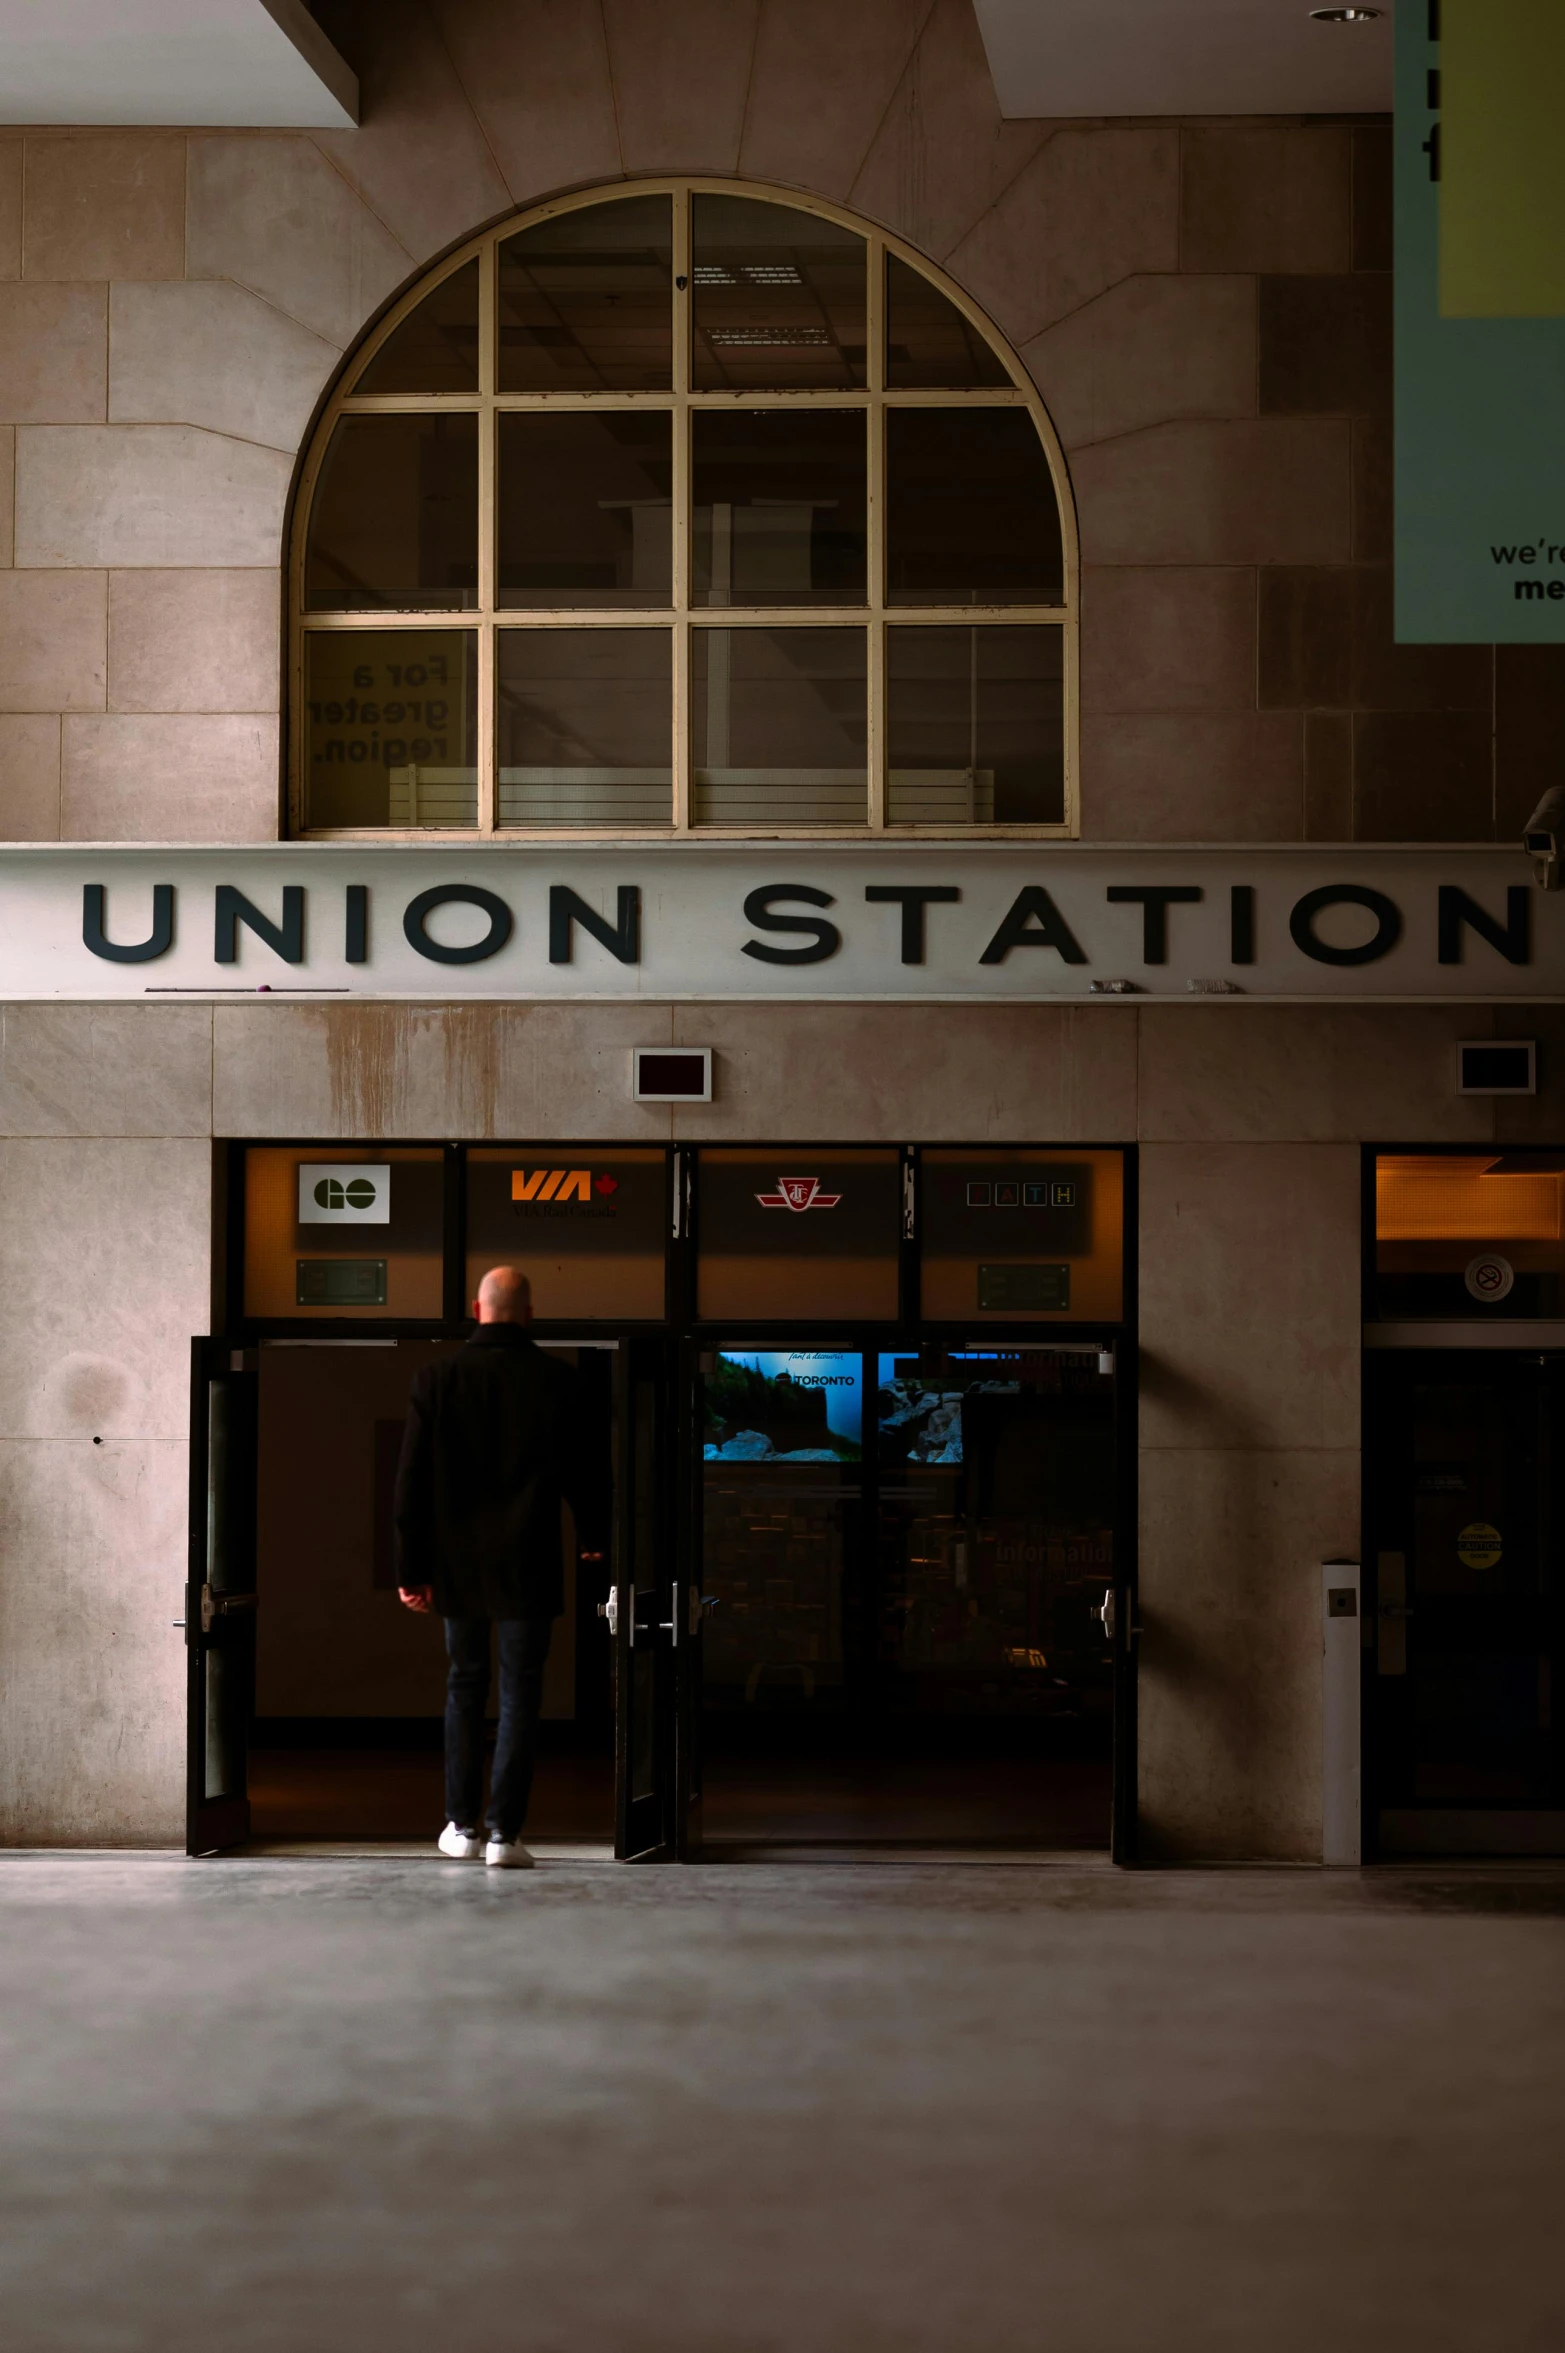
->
<box><xmin>703</xmin><ymin>1348</ymin><xmax>863</xmax><ymax>1461</ymax></box>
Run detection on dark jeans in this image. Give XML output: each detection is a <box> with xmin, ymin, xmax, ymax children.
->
<box><xmin>443</xmin><ymin>1615</ymin><xmax>554</xmax><ymax>1840</ymax></box>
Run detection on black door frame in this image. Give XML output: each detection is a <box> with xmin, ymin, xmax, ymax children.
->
<box><xmin>1361</xmin><ymin>1142</ymin><xmax>1565</xmax><ymax>1858</ymax></box>
<box><xmin>195</xmin><ymin>1137</ymin><xmax>1140</xmax><ymax>1862</ymax></box>
<box><xmin>673</xmin><ymin>1321</ymin><xmax>1137</xmax><ymax>1862</ymax></box>
<box><xmin>185</xmin><ymin>1337</ymin><xmax>260</xmax><ymax>1856</ymax></box>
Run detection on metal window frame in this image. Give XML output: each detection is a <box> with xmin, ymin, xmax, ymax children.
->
<box><xmin>287</xmin><ymin>176</ymin><xmax>1080</xmax><ymax>845</ymax></box>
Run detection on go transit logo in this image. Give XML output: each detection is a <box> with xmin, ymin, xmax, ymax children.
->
<box><xmin>297</xmin><ymin>1163</ymin><xmax>392</xmax><ymax>1226</ymax></box>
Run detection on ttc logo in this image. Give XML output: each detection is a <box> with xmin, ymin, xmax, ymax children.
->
<box><xmin>755</xmin><ymin>1177</ymin><xmax>842</xmax><ymax>1212</ymax></box>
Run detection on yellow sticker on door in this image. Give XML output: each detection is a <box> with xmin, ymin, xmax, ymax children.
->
<box><xmin>1456</xmin><ymin>1522</ymin><xmax>1502</xmax><ymax>1571</ymax></box>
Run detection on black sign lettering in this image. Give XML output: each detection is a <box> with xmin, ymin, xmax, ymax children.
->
<box><xmin>1230</xmin><ymin>883</ymin><xmax>1256</xmax><ymax>966</ymax></box>
<box><xmin>82</xmin><ymin>882</ymin><xmax>174</xmax><ymax>964</ymax></box>
<box><xmin>1105</xmin><ymin>885</ymin><xmax>1202</xmax><ymax>964</ymax></box>
<box><xmin>1289</xmin><ymin>884</ymin><xmax>1402</xmax><ymax>966</ymax></box>
<box><xmin>402</xmin><ymin>883</ymin><xmax>512</xmax><ymax>965</ymax></box>
<box><xmin>864</xmin><ymin>884</ymin><xmax>961</xmax><ymax>965</ymax></box>
<box><xmin>346</xmin><ymin>884</ymin><xmax>369</xmax><ymax>966</ymax></box>
<box><xmin>215</xmin><ymin>884</ymin><xmax>303</xmax><ymax>966</ymax></box>
<box><xmin>978</xmin><ymin>887</ymin><xmax>1087</xmax><ymax>966</ymax></box>
<box><xmin>549</xmin><ymin>884</ymin><xmax>641</xmax><ymax>965</ymax></box>
<box><xmin>1437</xmin><ymin>883</ymin><xmax>1530</xmax><ymax>965</ymax></box>
<box><xmin>741</xmin><ymin>884</ymin><xmax>841</xmax><ymax>965</ymax></box>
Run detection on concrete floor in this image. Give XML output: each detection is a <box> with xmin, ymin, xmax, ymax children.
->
<box><xmin>1</xmin><ymin>1856</ymin><xmax>1562</xmax><ymax>2353</ymax></box>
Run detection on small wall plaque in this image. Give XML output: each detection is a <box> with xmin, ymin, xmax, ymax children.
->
<box><xmin>634</xmin><ymin>1047</ymin><xmax>712</xmax><ymax>1102</ymax></box>
<box><xmin>1457</xmin><ymin>1041</ymin><xmax>1535</xmax><ymax>1094</ymax></box>
<box><xmin>977</xmin><ymin>1263</ymin><xmax>1069</xmax><ymax>1311</ymax></box>
<box><xmin>297</xmin><ymin>1259</ymin><xmax>387</xmax><ymax>1306</ymax></box>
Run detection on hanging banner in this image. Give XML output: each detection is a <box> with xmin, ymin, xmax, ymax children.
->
<box><xmin>1395</xmin><ymin>0</ymin><xmax>1565</xmax><ymax>641</ymax></box>
<box><xmin>0</xmin><ymin>841</ymin><xmax>1556</xmax><ymax>1003</ymax></box>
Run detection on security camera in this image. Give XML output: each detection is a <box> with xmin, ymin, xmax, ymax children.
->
<box><xmin>1523</xmin><ymin>787</ymin><xmax>1565</xmax><ymax>889</ymax></box>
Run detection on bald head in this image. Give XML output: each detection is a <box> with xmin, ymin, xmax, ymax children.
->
<box><xmin>474</xmin><ymin>1266</ymin><xmax>533</xmax><ymax>1325</ymax></box>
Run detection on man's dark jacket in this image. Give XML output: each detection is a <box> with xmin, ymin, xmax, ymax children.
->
<box><xmin>393</xmin><ymin>1326</ymin><xmax>609</xmax><ymax>1619</ymax></box>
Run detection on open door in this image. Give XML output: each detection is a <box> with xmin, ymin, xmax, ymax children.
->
<box><xmin>1108</xmin><ymin>1335</ymin><xmax>1140</xmax><ymax>1865</ymax></box>
<box><xmin>611</xmin><ymin>1335</ymin><xmax>679</xmax><ymax>1859</ymax></box>
<box><xmin>186</xmin><ymin>1339</ymin><xmax>259</xmax><ymax>1856</ymax></box>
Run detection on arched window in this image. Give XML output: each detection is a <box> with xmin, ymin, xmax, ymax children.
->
<box><xmin>291</xmin><ymin>181</ymin><xmax>1075</xmax><ymax>838</ymax></box>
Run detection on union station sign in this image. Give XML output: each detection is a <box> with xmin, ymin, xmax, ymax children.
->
<box><xmin>0</xmin><ymin>844</ymin><xmax>1552</xmax><ymax>1004</ymax></box>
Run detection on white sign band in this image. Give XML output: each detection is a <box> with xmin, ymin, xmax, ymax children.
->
<box><xmin>0</xmin><ymin>843</ymin><xmax>1551</xmax><ymax>1004</ymax></box>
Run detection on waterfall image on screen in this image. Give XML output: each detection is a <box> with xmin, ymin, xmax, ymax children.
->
<box><xmin>703</xmin><ymin>1350</ymin><xmax>863</xmax><ymax>1461</ymax></box>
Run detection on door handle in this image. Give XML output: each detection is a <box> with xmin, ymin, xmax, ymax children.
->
<box><xmin>199</xmin><ymin>1583</ymin><xmax>257</xmax><ymax>1635</ymax></box>
<box><xmin>1379</xmin><ymin>1604</ymin><xmax>1415</xmax><ymax>1619</ymax></box>
<box><xmin>687</xmin><ymin>1587</ymin><xmax>720</xmax><ymax>1638</ymax></box>
<box><xmin>597</xmin><ymin>1587</ymin><xmax>619</xmax><ymax>1638</ymax></box>
<box><xmin>1098</xmin><ymin>1586</ymin><xmax>1143</xmax><ymax>1645</ymax></box>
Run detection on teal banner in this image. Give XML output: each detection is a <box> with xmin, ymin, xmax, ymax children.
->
<box><xmin>1395</xmin><ymin>1</ymin><xmax>1565</xmax><ymax>641</ymax></box>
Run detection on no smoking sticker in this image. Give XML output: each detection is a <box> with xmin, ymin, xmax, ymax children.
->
<box><xmin>1464</xmin><ymin>1253</ymin><xmax>1515</xmax><ymax>1303</ymax></box>
<box><xmin>1456</xmin><ymin>1522</ymin><xmax>1502</xmax><ymax>1572</ymax></box>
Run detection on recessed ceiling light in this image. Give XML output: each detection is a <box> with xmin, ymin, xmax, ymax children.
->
<box><xmin>1310</xmin><ymin>6</ymin><xmax>1383</xmax><ymax>19</ymax></box>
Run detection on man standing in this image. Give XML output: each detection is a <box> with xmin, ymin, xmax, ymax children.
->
<box><xmin>394</xmin><ymin>1266</ymin><xmax>608</xmax><ymax>1868</ymax></box>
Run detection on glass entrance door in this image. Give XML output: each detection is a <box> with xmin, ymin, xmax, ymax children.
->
<box><xmin>1368</xmin><ymin>1351</ymin><xmax>1565</xmax><ymax>1852</ymax></box>
<box><xmin>691</xmin><ymin>1341</ymin><xmax>1121</xmax><ymax>1850</ymax></box>
<box><xmin>613</xmin><ymin>1335</ymin><xmax>679</xmax><ymax>1859</ymax></box>
<box><xmin>186</xmin><ymin>1339</ymin><xmax>260</xmax><ymax>1856</ymax></box>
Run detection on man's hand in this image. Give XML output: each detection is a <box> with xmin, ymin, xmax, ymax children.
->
<box><xmin>398</xmin><ymin>1585</ymin><xmax>435</xmax><ymax>1614</ymax></box>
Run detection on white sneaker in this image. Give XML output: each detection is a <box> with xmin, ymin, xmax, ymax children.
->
<box><xmin>484</xmin><ymin>1836</ymin><xmax>535</xmax><ymax>1869</ymax></box>
<box><xmin>438</xmin><ymin>1822</ymin><xmax>484</xmax><ymax>1860</ymax></box>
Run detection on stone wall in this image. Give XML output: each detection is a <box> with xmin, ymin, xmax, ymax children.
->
<box><xmin>1</xmin><ymin>0</ymin><xmax>1562</xmax><ymax>844</ymax></box>
<box><xmin>1</xmin><ymin>3</ymin><xmax>1557</xmax><ymax>1852</ymax></box>
<box><xmin>0</xmin><ymin>993</ymin><xmax>1539</xmax><ymax>1851</ymax></box>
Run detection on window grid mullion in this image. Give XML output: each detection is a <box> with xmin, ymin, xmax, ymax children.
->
<box><xmin>672</xmin><ymin>186</ymin><xmax>692</xmax><ymax>831</ymax></box>
<box><xmin>476</xmin><ymin>235</ymin><xmax>498</xmax><ymax>834</ymax></box>
<box><xmin>866</xmin><ymin>233</ymin><xmax>886</xmax><ymax>829</ymax></box>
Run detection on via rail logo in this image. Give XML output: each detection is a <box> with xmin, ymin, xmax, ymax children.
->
<box><xmin>512</xmin><ymin>1169</ymin><xmax>621</xmax><ymax>1204</ymax></box>
<box><xmin>298</xmin><ymin>1163</ymin><xmax>391</xmax><ymax>1225</ymax></box>
<box><xmin>755</xmin><ymin>1176</ymin><xmax>842</xmax><ymax>1212</ymax></box>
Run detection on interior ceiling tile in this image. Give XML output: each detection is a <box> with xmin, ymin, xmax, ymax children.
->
<box><xmin>0</xmin><ymin>0</ymin><xmax>357</xmax><ymax>128</ymax></box>
<box><xmin>974</xmin><ymin>0</ymin><xmax>1394</xmax><ymax>119</ymax></box>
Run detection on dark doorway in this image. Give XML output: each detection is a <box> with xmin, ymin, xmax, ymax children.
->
<box><xmin>1367</xmin><ymin>1350</ymin><xmax>1565</xmax><ymax>1855</ymax></box>
<box><xmin>690</xmin><ymin>1342</ymin><xmax>1118</xmax><ymax>1852</ymax></box>
<box><xmin>245</xmin><ymin>1336</ymin><xmax>616</xmax><ymax>1846</ymax></box>
<box><xmin>197</xmin><ymin>1137</ymin><xmax>1135</xmax><ymax>1859</ymax></box>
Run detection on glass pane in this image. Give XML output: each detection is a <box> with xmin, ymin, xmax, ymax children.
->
<box><xmin>701</xmin><ymin>1443</ymin><xmax>853</xmax><ymax>1716</ymax></box>
<box><xmin>465</xmin><ymin>1147</ymin><xmax>667</xmax><ymax>1318</ymax></box>
<box><xmin>244</xmin><ymin>1147</ymin><xmax>445</xmax><ymax>1320</ymax></box>
<box><xmin>498</xmin><ymin>629</ymin><xmax>671</xmax><ymax>827</ymax></box>
<box><xmin>691</xmin><ymin>626</ymin><xmax>865</xmax><ymax>825</ymax></box>
<box><xmin>497</xmin><ymin>412</ymin><xmax>671</xmax><ymax>608</ymax></box>
<box><xmin>498</xmin><ymin>196</ymin><xmax>672</xmax><ymax>391</ymax></box>
<box><xmin>692</xmin><ymin>195</ymin><xmax>866</xmax><ymax>391</ymax></box>
<box><xmin>920</xmin><ymin>1150</ymin><xmax>1125</xmax><ymax>1323</ymax></box>
<box><xmin>692</xmin><ymin>411</ymin><xmax>866</xmax><ymax>606</ymax></box>
<box><xmin>886</xmin><ymin>254</ymin><xmax>1010</xmax><ymax>389</ymax></box>
<box><xmin>696</xmin><ymin>1150</ymin><xmax>900</xmax><ymax>1319</ymax></box>
<box><xmin>1374</xmin><ymin>1152</ymin><xmax>1565</xmax><ymax>1318</ymax></box>
<box><xmin>886</xmin><ymin>410</ymin><xmax>1061</xmax><ymax>606</ymax></box>
<box><xmin>303</xmin><ymin>630</ymin><xmax>477</xmax><ymax>829</ymax></box>
<box><xmin>877</xmin><ymin>1349</ymin><xmax>1115</xmax><ymax>1720</ymax></box>
<box><xmin>887</xmin><ymin>625</ymin><xmax>1064</xmax><ymax>824</ymax></box>
<box><xmin>305</xmin><ymin>414</ymin><xmax>478</xmax><ymax>611</ymax></box>
<box><xmin>353</xmin><ymin>259</ymin><xmax>479</xmax><ymax>394</ymax></box>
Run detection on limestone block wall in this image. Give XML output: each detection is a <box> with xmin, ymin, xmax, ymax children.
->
<box><xmin>0</xmin><ymin>992</ymin><xmax>1543</xmax><ymax>1854</ymax></box>
<box><xmin>1</xmin><ymin>0</ymin><xmax>1562</xmax><ymax>845</ymax></box>
<box><xmin>0</xmin><ymin>1010</ymin><xmax>213</xmax><ymax>1846</ymax></box>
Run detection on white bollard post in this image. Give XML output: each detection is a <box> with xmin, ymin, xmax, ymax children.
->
<box><xmin>1321</xmin><ymin>1559</ymin><xmax>1362</xmax><ymax>1866</ymax></box>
